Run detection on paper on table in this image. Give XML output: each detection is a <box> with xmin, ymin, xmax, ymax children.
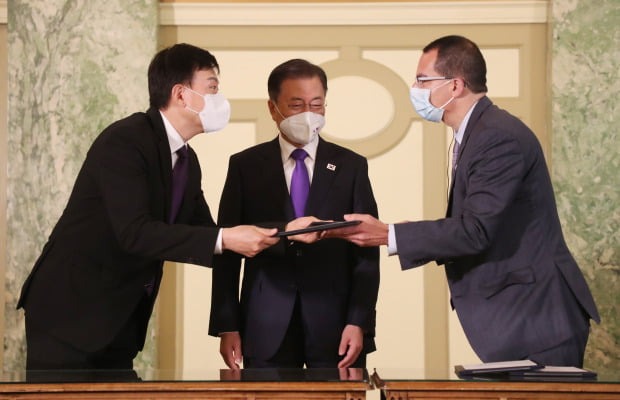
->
<box><xmin>460</xmin><ymin>360</ymin><xmax>539</xmax><ymax>371</ymax></box>
<box><xmin>455</xmin><ymin>360</ymin><xmax>543</xmax><ymax>378</ymax></box>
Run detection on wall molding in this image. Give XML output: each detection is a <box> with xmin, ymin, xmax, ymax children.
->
<box><xmin>159</xmin><ymin>1</ymin><xmax>548</xmax><ymax>26</ymax></box>
<box><xmin>0</xmin><ymin>1</ymin><xmax>7</xmax><ymax>24</ymax></box>
<box><xmin>0</xmin><ymin>2</ymin><xmax>548</xmax><ymax>26</ymax></box>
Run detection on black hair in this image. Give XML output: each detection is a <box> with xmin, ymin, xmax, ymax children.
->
<box><xmin>267</xmin><ymin>59</ymin><xmax>328</xmax><ymax>101</ymax></box>
<box><xmin>423</xmin><ymin>35</ymin><xmax>488</xmax><ymax>93</ymax></box>
<box><xmin>148</xmin><ymin>43</ymin><xmax>219</xmax><ymax>109</ymax></box>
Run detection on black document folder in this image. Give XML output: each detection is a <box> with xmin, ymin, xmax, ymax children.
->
<box><xmin>274</xmin><ymin>220</ymin><xmax>360</xmax><ymax>237</ymax></box>
<box><xmin>510</xmin><ymin>366</ymin><xmax>597</xmax><ymax>380</ymax></box>
<box><xmin>455</xmin><ymin>360</ymin><xmax>597</xmax><ymax>381</ymax></box>
<box><xmin>455</xmin><ymin>360</ymin><xmax>542</xmax><ymax>377</ymax></box>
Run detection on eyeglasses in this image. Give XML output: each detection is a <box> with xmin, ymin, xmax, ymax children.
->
<box><xmin>414</xmin><ymin>76</ymin><xmax>453</xmax><ymax>87</ymax></box>
<box><xmin>286</xmin><ymin>102</ymin><xmax>326</xmax><ymax>113</ymax></box>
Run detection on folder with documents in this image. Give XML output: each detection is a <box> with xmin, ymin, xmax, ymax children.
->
<box><xmin>455</xmin><ymin>360</ymin><xmax>597</xmax><ymax>380</ymax></box>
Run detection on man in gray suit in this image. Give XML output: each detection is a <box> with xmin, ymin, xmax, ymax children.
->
<box><xmin>329</xmin><ymin>35</ymin><xmax>599</xmax><ymax>367</ymax></box>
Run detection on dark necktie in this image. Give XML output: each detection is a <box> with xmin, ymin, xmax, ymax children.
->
<box><xmin>169</xmin><ymin>146</ymin><xmax>188</xmax><ymax>223</ymax></box>
<box><xmin>452</xmin><ymin>139</ymin><xmax>460</xmax><ymax>174</ymax></box>
<box><xmin>290</xmin><ymin>148</ymin><xmax>310</xmax><ymax>218</ymax></box>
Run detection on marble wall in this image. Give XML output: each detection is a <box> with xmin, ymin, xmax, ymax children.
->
<box><xmin>551</xmin><ymin>0</ymin><xmax>619</xmax><ymax>375</ymax></box>
<box><xmin>5</xmin><ymin>0</ymin><xmax>158</xmax><ymax>371</ymax></box>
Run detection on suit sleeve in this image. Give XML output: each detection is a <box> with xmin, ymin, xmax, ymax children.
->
<box><xmin>96</xmin><ymin>130</ymin><xmax>218</xmax><ymax>268</ymax></box>
<box><xmin>395</xmin><ymin>128</ymin><xmax>526</xmax><ymax>269</ymax></box>
<box><xmin>346</xmin><ymin>158</ymin><xmax>380</xmax><ymax>332</ymax></box>
<box><xmin>209</xmin><ymin>156</ymin><xmax>244</xmax><ymax>336</ymax></box>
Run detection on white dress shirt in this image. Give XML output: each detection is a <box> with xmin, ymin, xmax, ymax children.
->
<box><xmin>278</xmin><ymin>133</ymin><xmax>319</xmax><ymax>192</ymax></box>
<box><xmin>160</xmin><ymin>111</ymin><xmax>223</xmax><ymax>254</ymax></box>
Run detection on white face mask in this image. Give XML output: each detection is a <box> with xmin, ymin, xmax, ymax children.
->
<box><xmin>275</xmin><ymin>107</ymin><xmax>325</xmax><ymax>145</ymax></box>
<box><xmin>184</xmin><ymin>87</ymin><xmax>231</xmax><ymax>133</ymax></box>
<box><xmin>409</xmin><ymin>79</ymin><xmax>454</xmax><ymax>123</ymax></box>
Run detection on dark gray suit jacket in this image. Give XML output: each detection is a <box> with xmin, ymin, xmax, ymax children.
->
<box><xmin>18</xmin><ymin>108</ymin><xmax>219</xmax><ymax>353</ymax></box>
<box><xmin>209</xmin><ymin>137</ymin><xmax>380</xmax><ymax>361</ymax></box>
<box><xmin>394</xmin><ymin>96</ymin><xmax>599</xmax><ymax>362</ymax></box>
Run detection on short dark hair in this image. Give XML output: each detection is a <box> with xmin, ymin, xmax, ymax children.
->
<box><xmin>148</xmin><ymin>43</ymin><xmax>219</xmax><ymax>109</ymax></box>
<box><xmin>423</xmin><ymin>35</ymin><xmax>487</xmax><ymax>93</ymax></box>
<box><xmin>267</xmin><ymin>59</ymin><xmax>328</xmax><ymax>101</ymax></box>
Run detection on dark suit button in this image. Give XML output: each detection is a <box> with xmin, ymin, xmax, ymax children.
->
<box><xmin>296</xmin><ymin>249</ymin><xmax>302</xmax><ymax>257</ymax></box>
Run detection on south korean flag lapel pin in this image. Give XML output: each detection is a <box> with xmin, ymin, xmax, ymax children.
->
<box><xmin>326</xmin><ymin>163</ymin><xmax>336</xmax><ymax>172</ymax></box>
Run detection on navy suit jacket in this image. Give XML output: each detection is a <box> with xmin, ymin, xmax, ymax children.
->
<box><xmin>394</xmin><ymin>97</ymin><xmax>599</xmax><ymax>362</ymax></box>
<box><xmin>209</xmin><ymin>137</ymin><xmax>380</xmax><ymax>361</ymax></box>
<box><xmin>18</xmin><ymin>108</ymin><xmax>219</xmax><ymax>353</ymax></box>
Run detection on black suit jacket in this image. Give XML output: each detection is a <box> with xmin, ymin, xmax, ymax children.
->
<box><xmin>394</xmin><ymin>97</ymin><xmax>599</xmax><ymax>362</ymax></box>
<box><xmin>209</xmin><ymin>137</ymin><xmax>380</xmax><ymax>361</ymax></box>
<box><xmin>18</xmin><ymin>108</ymin><xmax>219</xmax><ymax>353</ymax></box>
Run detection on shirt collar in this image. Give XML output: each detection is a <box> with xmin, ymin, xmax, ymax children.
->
<box><xmin>159</xmin><ymin>110</ymin><xmax>186</xmax><ymax>154</ymax></box>
<box><xmin>279</xmin><ymin>133</ymin><xmax>319</xmax><ymax>164</ymax></box>
<box><xmin>454</xmin><ymin>100</ymin><xmax>479</xmax><ymax>144</ymax></box>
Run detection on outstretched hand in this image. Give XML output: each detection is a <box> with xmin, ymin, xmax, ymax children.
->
<box><xmin>324</xmin><ymin>214</ymin><xmax>389</xmax><ymax>247</ymax></box>
<box><xmin>222</xmin><ymin>225</ymin><xmax>279</xmax><ymax>257</ymax></box>
<box><xmin>285</xmin><ymin>216</ymin><xmax>326</xmax><ymax>244</ymax></box>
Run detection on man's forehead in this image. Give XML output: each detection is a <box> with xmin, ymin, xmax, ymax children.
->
<box><xmin>193</xmin><ymin>69</ymin><xmax>219</xmax><ymax>82</ymax></box>
<box><xmin>416</xmin><ymin>50</ymin><xmax>438</xmax><ymax>76</ymax></box>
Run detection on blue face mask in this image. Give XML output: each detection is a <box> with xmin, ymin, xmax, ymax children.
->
<box><xmin>409</xmin><ymin>80</ymin><xmax>454</xmax><ymax>122</ymax></box>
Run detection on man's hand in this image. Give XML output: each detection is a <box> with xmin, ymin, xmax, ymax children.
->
<box><xmin>285</xmin><ymin>216</ymin><xmax>325</xmax><ymax>244</ymax></box>
<box><xmin>324</xmin><ymin>214</ymin><xmax>389</xmax><ymax>247</ymax></box>
<box><xmin>219</xmin><ymin>332</ymin><xmax>243</xmax><ymax>370</ymax></box>
<box><xmin>337</xmin><ymin>324</ymin><xmax>363</xmax><ymax>368</ymax></box>
<box><xmin>222</xmin><ymin>225</ymin><xmax>279</xmax><ymax>257</ymax></box>
<box><xmin>338</xmin><ymin>367</ymin><xmax>364</xmax><ymax>381</ymax></box>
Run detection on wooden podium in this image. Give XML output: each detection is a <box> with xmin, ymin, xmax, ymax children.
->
<box><xmin>372</xmin><ymin>368</ymin><xmax>620</xmax><ymax>400</ymax></box>
<box><xmin>2</xmin><ymin>368</ymin><xmax>619</xmax><ymax>400</ymax></box>
<box><xmin>0</xmin><ymin>368</ymin><xmax>370</xmax><ymax>400</ymax></box>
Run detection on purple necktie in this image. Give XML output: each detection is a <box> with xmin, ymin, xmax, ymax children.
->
<box><xmin>290</xmin><ymin>148</ymin><xmax>310</xmax><ymax>218</ymax></box>
<box><xmin>169</xmin><ymin>146</ymin><xmax>188</xmax><ymax>223</ymax></box>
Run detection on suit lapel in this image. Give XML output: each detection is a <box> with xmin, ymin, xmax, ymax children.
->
<box><xmin>264</xmin><ymin>138</ymin><xmax>295</xmax><ymax>220</ymax></box>
<box><xmin>458</xmin><ymin>96</ymin><xmax>491</xmax><ymax>161</ymax></box>
<box><xmin>147</xmin><ymin>108</ymin><xmax>174</xmax><ymax>221</ymax></box>
<box><xmin>447</xmin><ymin>96</ymin><xmax>492</xmax><ymax>215</ymax></box>
<box><xmin>306</xmin><ymin>138</ymin><xmax>339</xmax><ymax>216</ymax></box>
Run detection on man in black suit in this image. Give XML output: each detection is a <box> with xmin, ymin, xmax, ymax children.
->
<box><xmin>17</xmin><ymin>43</ymin><xmax>279</xmax><ymax>370</ymax></box>
<box><xmin>330</xmin><ymin>36</ymin><xmax>599</xmax><ymax>367</ymax></box>
<box><xmin>209</xmin><ymin>59</ymin><xmax>380</xmax><ymax>369</ymax></box>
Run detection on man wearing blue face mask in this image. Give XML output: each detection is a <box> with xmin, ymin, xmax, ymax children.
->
<box><xmin>328</xmin><ymin>35</ymin><xmax>599</xmax><ymax>367</ymax></box>
<box><xmin>18</xmin><ymin>43</ymin><xmax>279</xmax><ymax>370</ymax></box>
<box><xmin>209</xmin><ymin>59</ymin><xmax>380</xmax><ymax>370</ymax></box>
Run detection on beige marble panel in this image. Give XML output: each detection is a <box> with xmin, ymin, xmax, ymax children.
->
<box><xmin>551</xmin><ymin>0</ymin><xmax>620</xmax><ymax>375</ymax></box>
<box><xmin>5</xmin><ymin>0</ymin><xmax>157</xmax><ymax>371</ymax></box>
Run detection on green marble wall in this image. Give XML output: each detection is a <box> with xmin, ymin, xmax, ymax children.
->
<box><xmin>551</xmin><ymin>0</ymin><xmax>619</xmax><ymax>375</ymax></box>
<box><xmin>5</xmin><ymin>0</ymin><xmax>158</xmax><ymax>371</ymax></box>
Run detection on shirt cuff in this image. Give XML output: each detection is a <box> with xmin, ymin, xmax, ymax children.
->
<box><xmin>214</xmin><ymin>228</ymin><xmax>223</xmax><ymax>255</ymax></box>
<box><xmin>387</xmin><ymin>224</ymin><xmax>398</xmax><ymax>256</ymax></box>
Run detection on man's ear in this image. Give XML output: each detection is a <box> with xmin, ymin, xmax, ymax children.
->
<box><xmin>452</xmin><ymin>78</ymin><xmax>468</xmax><ymax>98</ymax></box>
<box><xmin>267</xmin><ymin>99</ymin><xmax>279</xmax><ymax>122</ymax></box>
<box><xmin>169</xmin><ymin>84</ymin><xmax>186</xmax><ymax>108</ymax></box>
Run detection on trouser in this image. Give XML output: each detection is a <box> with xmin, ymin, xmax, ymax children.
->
<box><xmin>25</xmin><ymin>296</ymin><xmax>149</xmax><ymax>370</ymax></box>
<box><xmin>528</xmin><ymin>324</ymin><xmax>590</xmax><ymax>368</ymax></box>
<box><xmin>243</xmin><ymin>296</ymin><xmax>367</xmax><ymax>368</ymax></box>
